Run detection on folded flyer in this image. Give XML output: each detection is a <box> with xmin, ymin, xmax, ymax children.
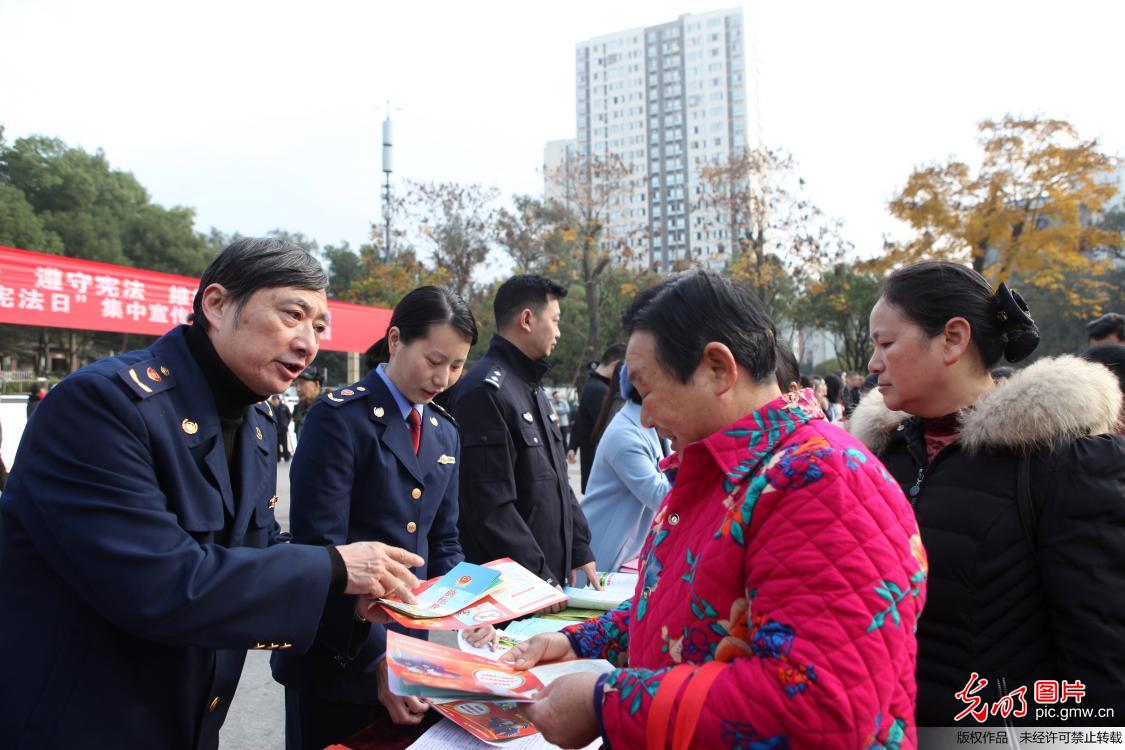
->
<box><xmin>562</xmin><ymin>571</ymin><xmax>637</xmax><ymax>611</ymax></box>
<box><xmin>430</xmin><ymin>700</ymin><xmax>540</xmax><ymax>743</ymax></box>
<box><xmin>380</xmin><ymin>561</ymin><xmax>503</xmax><ymax>619</ymax></box>
<box><xmin>386</xmin><ymin>631</ymin><xmax>613</xmax><ymax>703</ymax></box>
<box><xmin>379</xmin><ymin>558</ymin><xmax>568</xmax><ymax>631</ymax></box>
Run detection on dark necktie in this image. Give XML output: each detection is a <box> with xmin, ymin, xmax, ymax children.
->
<box><xmin>407</xmin><ymin>409</ymin><xmax>422</xmax><ymax>455</ymax></box>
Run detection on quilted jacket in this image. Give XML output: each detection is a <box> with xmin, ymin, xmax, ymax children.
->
<box><xmin>563</xmin><ymin>389</ymin><xmax>927</xmax><ymax>749</ymax></box>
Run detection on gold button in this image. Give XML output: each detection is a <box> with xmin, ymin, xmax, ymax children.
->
<box><xmin>373</xmin><ymin>406</ymin><xmax>385</xmax><ymax>418</ymax></box>
<box><xmin>406</xmin><ymin>522</ymin><xmax>417</xmax><ymax>533</ymax></box>
<box><xmin>208</xmin><ymin>696</ymin><xmax>221</xmax><ymax>713</ymax></box>
<box><xmin>182</xmin><ymin>419</ymin><xmax>198</xmax><ymax>435</ymax></box>
<box><xmin>411</xmin><ymin>488</ymin><xmax>422</xmax><ymax>500</ymax></box>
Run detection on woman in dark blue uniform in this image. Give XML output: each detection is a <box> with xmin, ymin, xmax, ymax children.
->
<box><xmin>271</xmin><ymin>286</ymin><xmax>492</xmax><ymax>750</ymax></box>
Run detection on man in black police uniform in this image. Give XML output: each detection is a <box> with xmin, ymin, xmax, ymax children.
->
<box><xmin>0</xmin><ymin>238</ymin><xmax>423</xmax><ymax>750</ymax></box>
<box><xmin>448</xmin><ymin>275</ymin><xmax>599</xmax><ymax>592</ymax></box>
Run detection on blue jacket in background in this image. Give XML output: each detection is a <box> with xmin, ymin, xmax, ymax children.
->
<box><xmin>581</xmin><ymin>401</ymin><xmax>670</xmax><ymax>572</ymax></box>
<box><xmin>271</xmin><ymin>369</ymin><xmax>463</xmax><ymax>703</ymax></box>
<box><xmin>0</xmin><ymin>326</ymin><xmax>331</xmax><ymax>750</ymax></box>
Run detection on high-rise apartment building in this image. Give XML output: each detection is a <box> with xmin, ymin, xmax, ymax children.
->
<box><xmin>562</xmin><ymin>8</ymin><xmax>753</xmax><ymax>271</ymax></box>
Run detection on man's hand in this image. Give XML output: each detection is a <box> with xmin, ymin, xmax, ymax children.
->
<box><xmin>376</xmin><ymin>657</ymin><xmax>429</xmax><ymax>725</ymax></box>
<box><xmin>526</xmin><ymin>672</ymin><xmax>600</xmax><ymax>748</ymax></box>
<box><xmin>566</xmin><ymin>449</ymin><xmax>577</xmax><ymax>465</ymax></box>
<box><xmin>501</xmin><ymin>632</ymin><xmax>576</xmax><ymax>669</ymax></box>
<box><xmin>354</xmin><ymin>596</ymin><xmax>393</xmax><ymax>625</ymax></box>
<box><xmin>570</xmin><ymin>561</ymin><xmax>603</xmax><ymax>590</ymax></box>
<box><xmin>336</xmin><ymin>541</ymin><xmax>423</xmax><ymax>598</ymax></box>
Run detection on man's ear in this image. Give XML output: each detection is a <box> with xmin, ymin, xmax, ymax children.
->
<box><xmin>699</xmin><ymin>341</ymin><xmax>739</xmax><ymax>396</ymax></box>
<box><xmin>518</xmin><ymin>308</ymin><xmax>535</xmax><ymax>334</ymax></box>
<box><xmin>942</xmin><ymin>317</ymin><xmax>973</xmax><ymax>366</ymax></box>
<box><xmin>199</xmin><ymin>283</ymin><xmax>229</xmax><ymax>331</ymax></box>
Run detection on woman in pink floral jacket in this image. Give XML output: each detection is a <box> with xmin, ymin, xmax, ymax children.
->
<box><xmin>508</xmin><ymin>272</ymin><xmax>927</xmax><ymax>750</ymax></box>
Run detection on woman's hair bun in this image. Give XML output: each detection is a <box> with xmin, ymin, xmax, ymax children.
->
<box><xmin>993</xmin><ymin>283</ymin><xmax>1040</xmax><ymax>363</ymax></box>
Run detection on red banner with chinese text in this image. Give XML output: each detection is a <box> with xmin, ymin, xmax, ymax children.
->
<box><xmin>0</xmin><ymin>245</ymin><xmax>391</xmax><ymax>353</ymax></box>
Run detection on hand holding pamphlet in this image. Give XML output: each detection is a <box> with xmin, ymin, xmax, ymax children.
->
<box><xmin>386</xmin><ymin>631</ymin><xmax>613</xmax><ymax>703</ymax></box>
<box><xmin>379</xmin><ymin>559</ymin><xmax>569</xmax><ymax>630</ymax></box>
<box><xmin>380</xmin><ymin>561</ymin><xmax>503</xmax><ymax>619</ymax></box>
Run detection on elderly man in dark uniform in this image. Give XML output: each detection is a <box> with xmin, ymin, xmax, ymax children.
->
<box><xmin>0</xmin><ymin>238</ymin><xmax>423</xmax><ymax>750</ymax></box>
<box><xmin>448</xmin><ymin>275</ymin><xmax>598</xmax><ymax>592</ymax></box>
<box><xmin>293</xmin><ymin>364</ymin><xmax>323</xmax><ymax>437</ymax></box>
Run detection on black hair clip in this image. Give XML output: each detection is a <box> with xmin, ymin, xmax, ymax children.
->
<box><xmin>993</xmin><ymin>283</ymin><xmax>1035</xmax><ymax>331</ymax></box>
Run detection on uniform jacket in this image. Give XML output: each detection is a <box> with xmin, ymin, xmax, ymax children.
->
<box><xmin>0</xmin><ymin>325</ymin><xmax>332</xmax><ymax>750</ymax></box>
<box><xmin>849</xmin><ymin>355</ymin><xmax>1125</xmax><ymax>726</ymax></box>
<box><xmin>564</xmin><ymin>389</ymin><xmax>927</xmax><ymax>749</ymax></box>
<box><xmin>271</xmin><ymin>369</ymin><xmax>464</xmax><ymax>702</ymax></box>
<box><xmin>581</xmin><ymin>401</ymin><xmax>670</xmax><ymax>572</ymax></box>
<box><xmin>448</xmin><ymin>334</ymin><xmax>593</xmax><ymax>585</ymax></box>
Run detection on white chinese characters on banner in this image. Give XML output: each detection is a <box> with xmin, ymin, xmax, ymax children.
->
<box><xmin>27</xmin><ymin>263</ymin><xmax>196</xmax><ymax>326</ymax></box>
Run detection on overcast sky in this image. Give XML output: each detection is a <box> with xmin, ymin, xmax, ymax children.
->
<box><xmin>2</xmin><ymin>0</ymin><xmax>1122</xmax><ymax>262</ymax></box>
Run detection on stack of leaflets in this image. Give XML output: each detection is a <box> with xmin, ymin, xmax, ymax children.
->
<box><xmin>561</xmin><ymin>571</ymin><xmax>638</xmax><ymax>611</ymax></box>
<box><xmin>386</xmin><ymin>631</ymin><xmax>613</xmax><ymax>703</ymax></box>
<box><xmin>380</xmin><ymin>561</ymin><xmax>503</xmax><ymax>619</ymax></box>
<box><xmin>379</xmin><ymin>558</ymin><xmax>568</xmax><ymax>630</ymax></box>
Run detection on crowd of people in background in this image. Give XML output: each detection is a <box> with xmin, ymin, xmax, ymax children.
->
<box><xmin>0</xmin><ymin>236</ymin><xmax>1122</xmax><ymax>750</ymax></box>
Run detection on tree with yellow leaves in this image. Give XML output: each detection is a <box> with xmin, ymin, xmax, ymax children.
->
<box><xmin>886</xmin><ymin>115</ymin><xmax>1119</xmax><ymax>314</ymax></box>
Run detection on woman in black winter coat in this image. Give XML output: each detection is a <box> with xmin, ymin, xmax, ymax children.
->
<box><xmin>849</xmin><ymin>261</ymin><xmax>1125</xmax><ymax>728</ymax></box>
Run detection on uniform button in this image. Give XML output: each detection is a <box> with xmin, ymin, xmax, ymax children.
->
<box><xmin>668</xmin><ymin>513</ymin><xmax>680</xmax><ymax>526</ymax></box>
<box><xmin>406</xmin><ymin>521</ymin><xmax>417</xmax><ymax>533</ymax></box>
<box><xmin>208</xmin><ymin>696</ymin><xmax>221</xmax><ymax>713</ymax></box>
<box><xmin>411</xmin><ymin>488</ymin><xmax>422</xmax><ymax>500</ymax></box>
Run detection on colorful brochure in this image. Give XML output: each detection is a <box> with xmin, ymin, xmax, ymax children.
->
<box><xmin>430</xmin><ymin>700</ymin><xmax>539</xmax><ymax>743</ymax></box>
<box><xmin>386</xmin><ymin>631</ymin><xmax>613</xmax><ymax>703</ymax></box>
<box><xmin>380</xmin><ymin>561</ymin><xmax>503</xmax><ymax>619</ymax></box>
<box><xmin>379</xmin><ymin>558</ymin><xmax>568</xmax><ymax>631</ymax></box>
<box><xmin>561</xmin><ymin>571</ymin><xmax>638</xmax><ymax>611</ymax></box>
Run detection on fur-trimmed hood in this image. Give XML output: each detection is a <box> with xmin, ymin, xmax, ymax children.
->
<box><xmin>849</xmin><ymin>355</ymin><xmax>1123</xmax><ymax>455</ymax></box>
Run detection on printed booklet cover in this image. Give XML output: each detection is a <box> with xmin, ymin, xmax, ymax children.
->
<box><xmin>380</xmin><ymin>561</ymin><xmax>503</xmax><ymax>619</ymax></box>
<box><xmin>430</xmin><ymin>700</ymin><xmax>539</xmax><ymax>743</ymax></box>
<box><xmin>379</xmin><ymin>558</ymin><xmax>569</xmax><ymax>631</ymax></box>
<box><xmin>386</xmin><ymin>631</ymin><xmax>613</xmax><ymax>703</ymax></box>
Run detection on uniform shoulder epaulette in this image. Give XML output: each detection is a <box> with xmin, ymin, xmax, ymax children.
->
<box><xmin>255</xmin><ymin>401</ymin><xmax>276</xmax><ymax>422</ymax></box>
<box><xmin>320</xmin><ymin>382</ymin><xmax>369</xmax><ymax>408</ymax></box>
<box><xmin>483</xmin><ymin>366</ymin><xmax>505</xmax><ymax>390</ymax></box>
<box><xmin>428</xmin><ymin>400</ymin><xmax>459</xmax><ymax>428</ymax></box>
<box><xmin>115</xmin><ymin>359</ymin><xmax>176</xmax><ymax>400</ymax></box>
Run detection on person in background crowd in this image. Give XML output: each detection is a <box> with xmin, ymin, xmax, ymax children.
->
<box><xmin>550</xmin><ymin>390</ymin><xmax>571</xmax><ymax>446</ymax></box>
<box><xmin>590</xmin><ymin>361</ymin><xmax>627</xmax><ymax>448</ymax></box>
<box><xmin>843</xmin><ymin>370</ymin><xmax>864</xmax><ymax>417</ymax></box>
<box><xmin>25</xmin><ymin>380</ymin><xmax>45</xmax><ymax>419</ymax></box>
<box><xmin>271</xmin><ymin>394</ymin><xmax>293</xmax><ymax>462</ymax></box>
<box><xmin>509</xmin><ymin>270</ymin><xmax>925</xmax><ymax>750</ymax></box>
<box><xmin>1087</xmin><ymin>312</ymin><xmax>1125</xmax><ymax>345</ymax></box>
<box><xmin>851</xmin><ymin>260</ymin><xmax>1125</xmax><ymax>727</ymax></box>
<box><xmin>582</xmin><ymin>361</ymin><xmax>670</xmax><ymax>573</ymax></box>
<box><xmin>448</xmin><ymin>275</ymin><xmax>600</xmax><ymax>597</ymax></box>
<box><xmin>293</xmin><ymin>365</ymin><xmax>323</xmax><ymax>437</ymax></box>
<box><xmin>824</xmin><ymin>372</ymin><xmax>845</xmax><ymax>422</ymax></box>
<box><xmin>1080</xmin><ymin>343</ymin><xmax>1125</xmax><ymax>434</ymax></box>
<box><xmin>272</xmin><ymin>286</ymin><xmax>493</xmax><ymax>750</ymax></box>
<box><xmin>0</xmin><ymin>238</ymin><xmax>423</xmax><ymax>750</ymax></box>
<box><xmin>568</xmin><ymin>343</ymin><xmax>625</xmax><ymax>492</ymax></box>
<box><xmin>811</xmin><ymin>374</ymin><xmax>829</xmax><ymax>413</ymax></box>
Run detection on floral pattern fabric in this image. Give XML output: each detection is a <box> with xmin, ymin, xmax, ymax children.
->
<box><xmin>563</xmin><ymin>389</ymin><xmax>927</xmax><ymax>749</ymax></box>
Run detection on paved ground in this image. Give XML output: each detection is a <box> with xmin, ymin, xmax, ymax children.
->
<box><xmin>219</xmin><ymin>456</ymin><xmax>585</xmax><ymax>749</ymax></box>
